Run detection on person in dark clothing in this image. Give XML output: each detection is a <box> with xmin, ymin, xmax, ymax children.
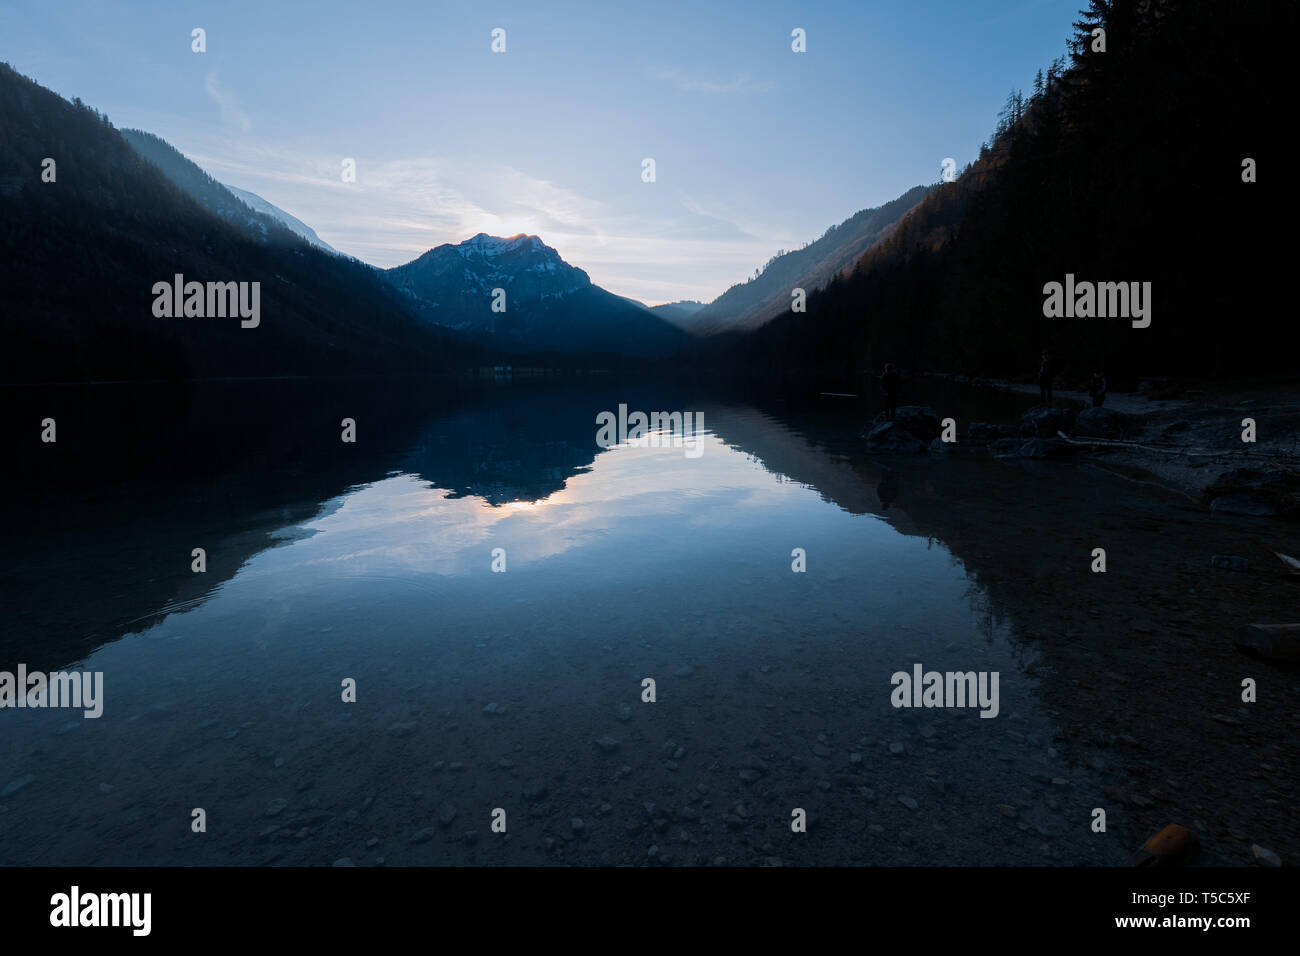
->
<box><xmin>1088</xmin><ymin>371</ymin><xmax>1108</xmax><ymax>408</ymax></box>
<box><xmin>1038</xmin><ymin>350</ymin><xmax>1055</xmax><ymax>406</ymax></box>
<box><xmin>880</xmin><ymin>364</ymin><xmax>901</xmax><ymax>421</ymax></box>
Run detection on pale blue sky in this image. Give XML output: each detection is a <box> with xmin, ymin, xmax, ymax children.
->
<box><xmin>1</xmin><ymin>0</ymin><xmax>1076</xmax><ymax>303</ymax></box>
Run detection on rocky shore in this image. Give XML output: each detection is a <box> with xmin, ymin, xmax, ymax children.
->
<box><xmin>865</xmin><ymin>377</ymin><xmax>1300</xmax><ymax>521</ymax></box>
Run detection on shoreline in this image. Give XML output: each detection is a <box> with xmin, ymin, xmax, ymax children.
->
<box><xmin>926</xmin><ymin>372</ymin><xmax>1300</xmax><ymax>507</ymax></box>
<box><xmin>871</xmin><ymin>376</ymin><xmax>1300</xmax><ymax>865</ymax></box>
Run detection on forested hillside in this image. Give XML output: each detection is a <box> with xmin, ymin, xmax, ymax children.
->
<box><xmin>0</xmin><ymin>63</ymin><xmax>480</xmax><ymax>383</ymax></box>
<box><xmin>727</xmin><ymin>0</ymin><xmax>1286</xmax><ymax>388</ymax></box>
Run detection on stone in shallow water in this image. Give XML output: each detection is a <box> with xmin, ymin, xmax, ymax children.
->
<box><xmin>1</xmin><ymin>775</ymin><xmax>35</xmax><ymax>798</ymax></box>
<box><xmin>1210</xmin><ymin>495</ymin><xmax>1278</xmax><ymax>516</ymax></box>
<box><xmin>523</xmin><ymin>779</ymin><xmax>547</xmax><ymax>801</ymax></box>
<box><xmin>1252</xmin><ymin>844</ymin><xmax>1282</xmax><ymax>867</ymax></box>
<box><xmin>742</xmin><ymin>755</ymin><xmax>768</xmax><ymax>774</ymax></box>
<box><xmin>1210</xmin><ymin>555</ymin><xmax>1248</xmax><ymax>572</ymax></box>
<box><xmin>865</xmin><ymin>421</ymin><xmax>926</xmax><ymax>454</ymax></box>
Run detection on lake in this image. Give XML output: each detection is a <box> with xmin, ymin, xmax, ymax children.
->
<box><xmin>0</xmin><ymin>377</ymin><xmax>1280</xmax><ymax>865</ymax></box>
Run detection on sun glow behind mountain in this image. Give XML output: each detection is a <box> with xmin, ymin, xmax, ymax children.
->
<box><xmin>0</xmin><ymin>0</ymin><xmax>1075</xmax><ymax>305</ymax></box>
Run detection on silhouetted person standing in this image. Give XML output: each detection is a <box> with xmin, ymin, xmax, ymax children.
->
<box><xmin>1089</xmin><ymin>371</ymin><xmax>1107</xmax><ymax>408</ymax></box>
<box><xmin>881</xmin><ymin>364</ymin><xmax>901</xmax><ymax>421</ymax></box>
<box><xmin>1038</xmin><ymin>350</ymin><xmax>1056</xmax><ymax>406</ymax></box>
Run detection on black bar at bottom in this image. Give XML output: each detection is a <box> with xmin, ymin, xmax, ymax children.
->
<box><xmin>1</xmin><ymin>866</ymin><xmax>1288</xmax><ymax>941</ymax></box>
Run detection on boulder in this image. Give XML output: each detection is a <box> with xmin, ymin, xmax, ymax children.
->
<box><xmin>1205</xmin><ymin>467</ymin><xmax>1296</xmax><ymax>518</ymax></box>
<box><xmin>1234</xmin><ymin>624</ymin><xmax>1300</xmax><ymax>662</ymax></box>
<box><xmin>1074</xmin><ymin>406</ymin><xmax>1134</xmax><ymax>439</ymax></box>
<box><xmin>869</xmin><ymin>406</ymin><xmax>942</xmax><ymax>441</ymax></box>
<box><xmin>865</xmin><ymin>421</ymin><xmax>926</xmax><ymax>454</ymax></box>
<box><xmin>928</xmin><ymin>437</ymin><xmax>954</xmax><ymax>454</ymax></box>
<box><xmin>1252</xmin><ymin>844</ymin><xmax>1283</xmax><ymax>867</ymax></box>
<box><xmin>1019</xmin><ymin>406</ymin><xmax>1076</xmax><ymax>438</ymax></box>
<box><xmin>1207</xmin><ymin>467</ymin><xmax>1288</xmax><ymax>496</ymax></box>
<box><xmin>1131</xmin><ymin>824</ymin><xmax>1198</xmax><ymax>867</ymax></box>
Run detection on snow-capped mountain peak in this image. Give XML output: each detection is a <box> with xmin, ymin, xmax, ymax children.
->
<box><xmin>458</xmin><ymin>232</ymin><xmax>544</xmax><ymax>257</ymax></box>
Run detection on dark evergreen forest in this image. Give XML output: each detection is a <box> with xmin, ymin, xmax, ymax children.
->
<box><xmin>715</xmin><ymin>0</ymin><xmax>1287</xmax><ymax>390</ymax></box>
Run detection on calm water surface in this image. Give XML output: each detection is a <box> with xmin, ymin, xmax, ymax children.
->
<box><xmin>0</xmin><ymin>381</ymin><xmax>1143</xmax><ymax>865</ymax></box>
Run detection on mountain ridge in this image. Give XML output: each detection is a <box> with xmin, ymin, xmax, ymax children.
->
<box><xmin>678</xmin><ymin>184</ymin><xmax>934</xmax><ymax>335</ymax></box>
<box><xmin>382</xmin><ymin>233</ymin><xmax>687</xmax><ymax>355</ymax></box>
<box><xmin>0</xmin><ymin>61</ymin><xmax>480</xmax><ymax>383</ymax></box>
<box><xmin>223</xmin><ymin>184</ymin><xmax>341</xmax><ymax>255</ymax></box>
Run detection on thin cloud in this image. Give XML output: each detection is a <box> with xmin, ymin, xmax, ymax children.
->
<box><xmin>649</xmin><ymin>67</ymin><xmax>774</xmax><ymax>94</ymax></box>
<box><xmin>203</xmin><ymin>71</ymin><xmax>251</xmax><ymax>133</ymax></box>
<box><xmin>175</xmin><ymin>132</ymin><xmax>789</xmax><ymax>304</ymax></box>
